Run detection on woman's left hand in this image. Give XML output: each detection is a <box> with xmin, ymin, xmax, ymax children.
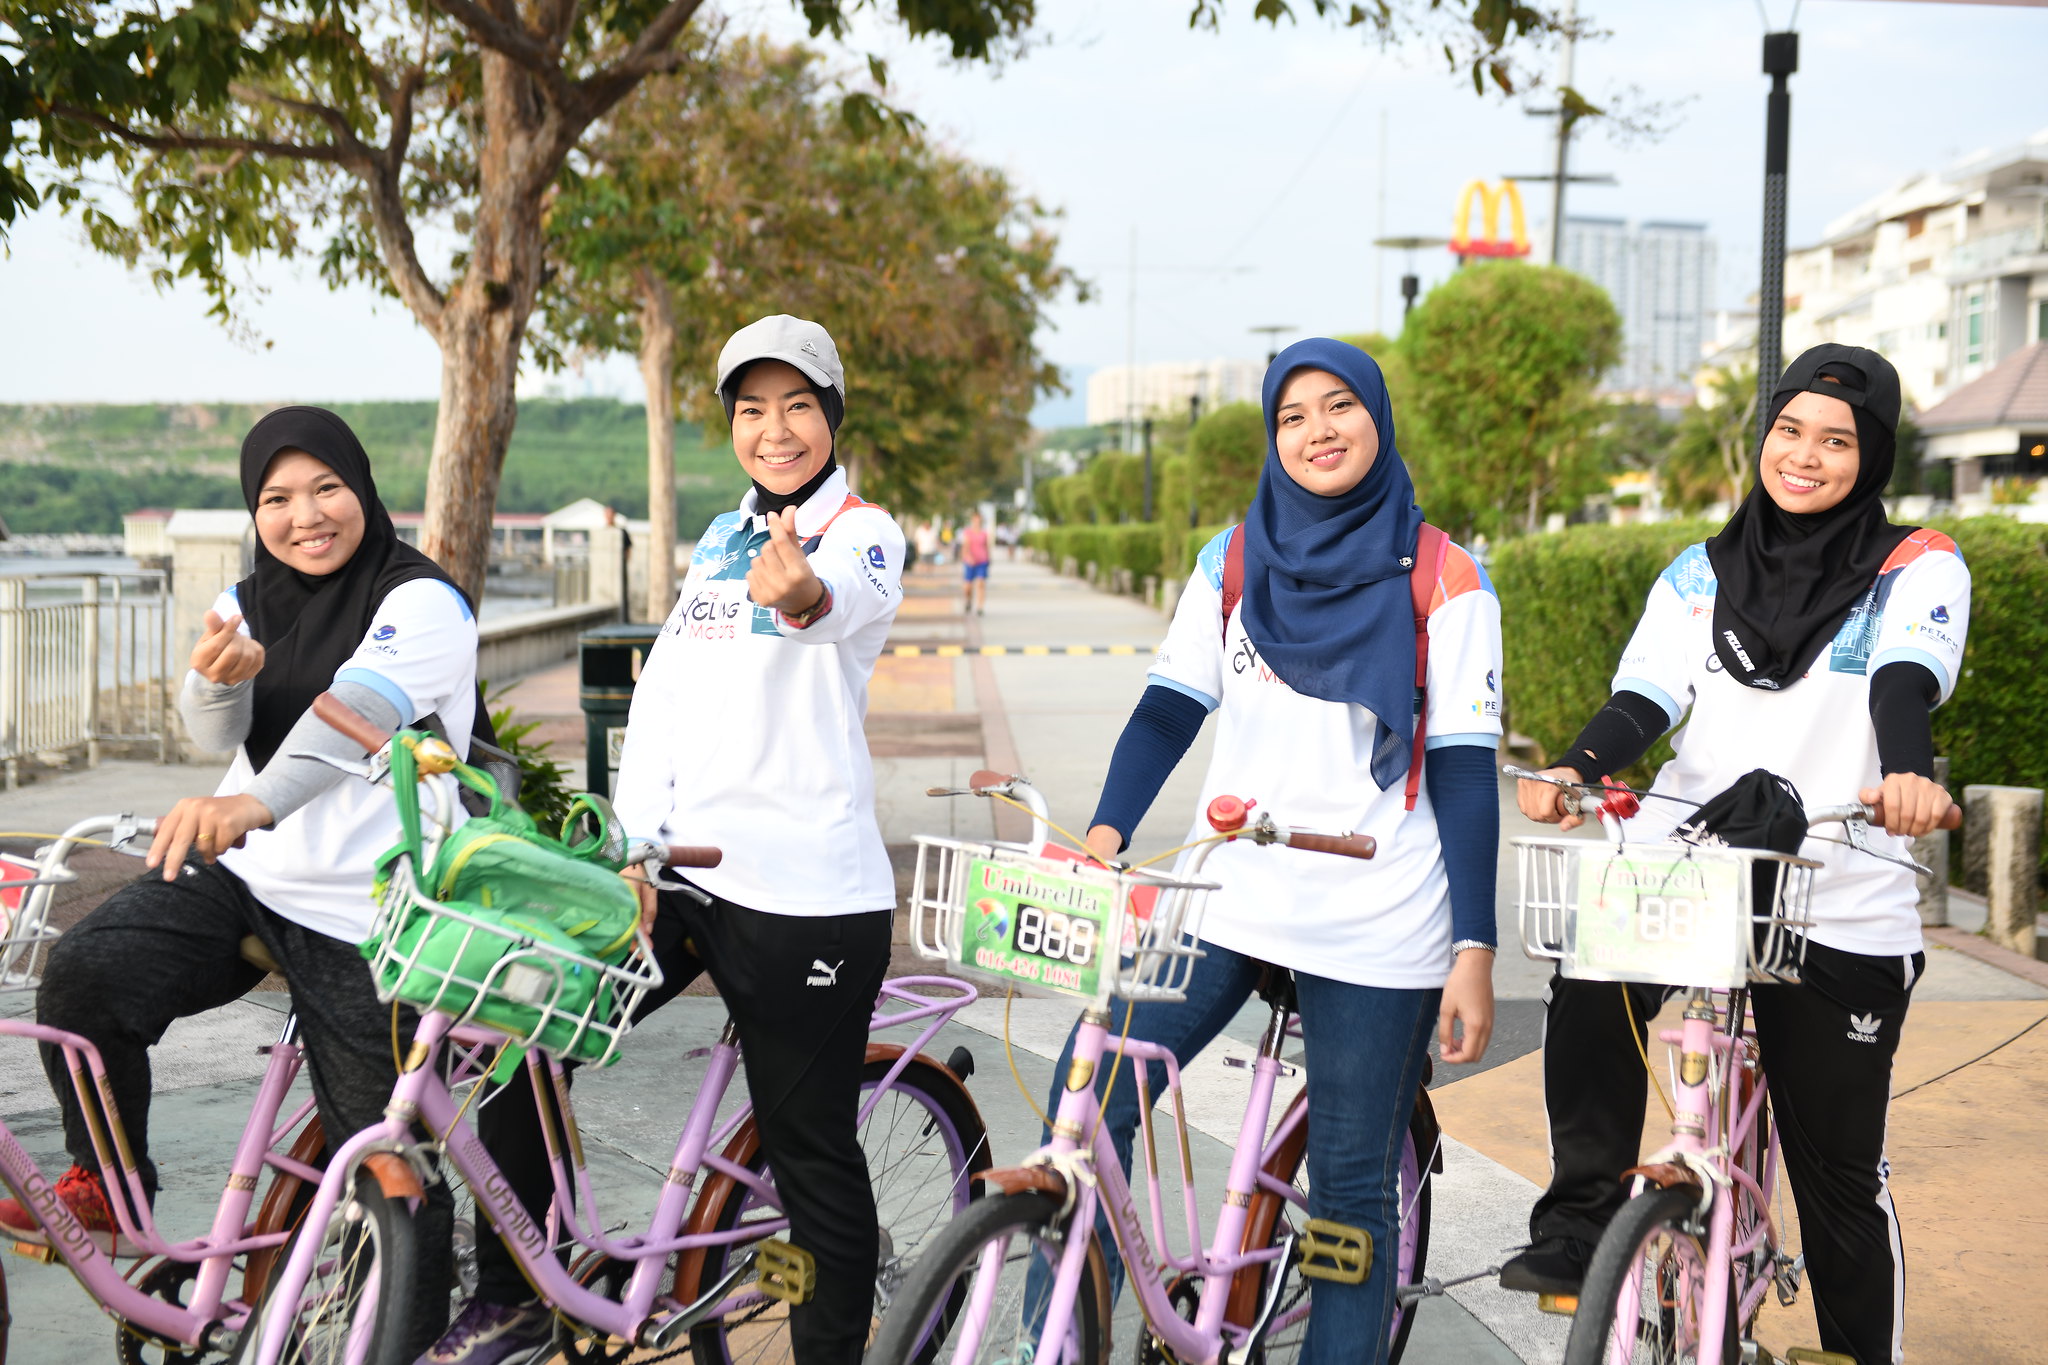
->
<box><xmin>746</xmin><ymin>508</ymin><xmax>826</xmax><ymax>615</ymax></box>
<box><xmin>146</xmin><ymin>794</ymin><xmax>274</xmax><ymax>881</ymax></box>
<box><xmin>1438</xmin><ymin>947</ymin><xmax>1495</xmax><ymax>1065</ymax></box>
<box><xmin>1860</xmin><ymin>773</ymin><xmax>1957</xmax><ymax>839</ymax></box>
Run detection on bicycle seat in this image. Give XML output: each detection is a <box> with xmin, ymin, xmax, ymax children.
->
<box><xmin>1254</xmin><ymin>962</ymin><xmax>1298</xmax><ymax>1014</ymax></box>
<box><xmin>239</xmin><ymin>935</ymin><xmax>282</xmax><ymax>975</ymax></box>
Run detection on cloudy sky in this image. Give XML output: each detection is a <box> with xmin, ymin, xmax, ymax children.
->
<box><xmin>1</xmin><ymin>0</ymin><xmax>2042</xmax><ymax>423</ymax></box>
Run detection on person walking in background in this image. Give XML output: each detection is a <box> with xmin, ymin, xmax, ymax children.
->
<box><xmin>960</xmin><ymin>509</ymin><xmax>992</xmax><ymax>615</ymax></box>
<box><xmin>915</xmin><ymin>519</ymin><xmax>940</xmax><ymax>570</ymax></box>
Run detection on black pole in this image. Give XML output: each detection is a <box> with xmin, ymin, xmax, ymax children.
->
<box><xmin>1187</xmin><ymin>393</ymin><xmax>1202</xmax><ymax>528</ymax></box>
<box><xmin>1757</xmin><ymin>31</ymin><xmax>1799</xmax><ymax>447</ymax></box>
<box><xmin>1401</xmin><ymin>274</ymin><xmax>1420</xmax><ymax>318</ymax></box>
<box><xmin>1142</xmin><ymin>417</ymin><xmax>1155</xmax><ymax>523</ymax></box>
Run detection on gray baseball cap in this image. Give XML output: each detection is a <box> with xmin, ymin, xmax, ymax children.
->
<box><xmin>715</xmin><ymin>314</ymin><xmax>846</xmax><ymax>414</ymax></box>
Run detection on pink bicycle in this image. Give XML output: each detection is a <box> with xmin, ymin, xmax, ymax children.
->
<box><xmin>864</xmin><ymin>773</ymin><xmax>1449</xmax><ymax>1365</ymax></box>
<box><xmin>1508</xmin><ymin>767</ymin><xmax>1959</xmax><ymax>1365</ymax></box>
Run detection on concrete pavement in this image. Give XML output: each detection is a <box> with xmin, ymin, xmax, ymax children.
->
<box><xmin>2</xmin><ymin>555</ymin><xmax>2044</xmax><ymax>1361</ymax></box>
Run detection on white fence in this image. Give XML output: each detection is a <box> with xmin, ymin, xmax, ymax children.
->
<box><xmin>0</xmin><ymin>570</ymin><xmax>173</xmax><ymax>783</ymax></box>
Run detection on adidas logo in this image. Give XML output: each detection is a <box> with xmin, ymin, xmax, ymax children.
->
<box><xmin>1847</xmin><ymin>1011</ymin><xmax>1881</xmax><ymax>1044</ymax></box>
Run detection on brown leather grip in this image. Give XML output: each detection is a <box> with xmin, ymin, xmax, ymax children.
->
<box><xmin>1284</xmin><ymin>832</ymin><xmax>1377</xmax><ymax>861</ymax></box>
<box><xmin>968</xmin><ymin>769</ymin><xmax>1010</xmax><ymax>793</ymax></box>
<box><xmin>312</xmin><ymin>690</ymin><xmax>393</xmax><ymax>753</ymax></box>
<box><xmin>666</xmin><ymin>845</ymin><xmax>724</xmax><ymax>869</ymax></box>
<box><xmin>1865</xmin><ymin>800</ymin><xmax>1964</xmax><ymax>831</ymax></box>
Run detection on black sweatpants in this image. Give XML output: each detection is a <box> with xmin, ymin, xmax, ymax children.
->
<box><xmin>36</xmin><ymin>859</ymin><xmax>454</xmax><ymax>1355</ymax></box>
<box><xmin>471</xmin><ymin>885</ymin><xmax>892</xmax><ymax>1365</ymax></box>
<box><xmin>1531</xmin><ymin>939</ymin><xmax>1921</xmax><ymax>1365</ymax></box>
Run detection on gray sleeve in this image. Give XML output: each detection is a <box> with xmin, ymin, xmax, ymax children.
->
<box><xmin>241</xmin><ymin>680</ymin><xmax>406</xmax><ymax>827</ymax></box>
<box><xmin>180</xmin><ymin>671</ymin><xmax>255</xmax><ymax>753</ymax></box>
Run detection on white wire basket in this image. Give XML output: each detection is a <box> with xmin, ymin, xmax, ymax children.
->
<box><xmin>365</xmin><ymin>857</ymin><xmax>664</xmax><ymax>1068</ymax></box>
<box><xmin>0</xmin><ymin>853</ymin><xmax>58</xmax><ymax>993</ymax></box>
<box><xmin>1515</xmin><ymin>838</ymin><xmax>1821</xmax><ymax>988</ymax></box>
<box><xmin>908</xmin><ymin>836</ymin><xmax>1216</xmax><ymax>1004</ymax></box>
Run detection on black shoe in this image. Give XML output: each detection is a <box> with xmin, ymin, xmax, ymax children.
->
<box><xmin>1499</xmin><ymin>1234</ymin><xmax>1593</xmax><ymax>1295</ymax></box>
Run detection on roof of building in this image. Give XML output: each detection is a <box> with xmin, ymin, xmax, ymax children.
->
<box><xmin>1916</xmin><ymin>341</ymin><xmax>2048</xmax><ymax>432</ymax></box>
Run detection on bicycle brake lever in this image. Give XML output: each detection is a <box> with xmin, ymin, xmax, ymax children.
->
<box><xmin>290</xmin><ymin>749</ymin><xmax>377</xmax><ymax>782</ymax></box>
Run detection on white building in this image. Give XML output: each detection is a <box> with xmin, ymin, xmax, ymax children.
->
<box><xmin>1777</xmin><ymin>128</ymin><xmax>2048</xmax><ymax>412</ymax></box>
<box><xmin>1084</xmin><ymin>359</ymin><xmax>1266</xmax><ymax>428</ymax></box>
<box><xmin>1559</xmin><ymin>217</ymin><xmax>1718</xmax><ymax>404</ymax></box>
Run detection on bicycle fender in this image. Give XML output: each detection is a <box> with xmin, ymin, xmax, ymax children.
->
<box><xmin>1621</xmin><ymin>1161</ymin><xmax>1704</xmax><ymax>1195</ymax></box>
<box><xmin>362</xmin><ymin>1151</ymin><xmax>425</xmax><ymax>1202</ymax></box>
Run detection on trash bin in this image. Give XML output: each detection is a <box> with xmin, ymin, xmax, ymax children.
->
<box><xmin>579</xmin><ymin>623</ymin><xmax>662</xmax><ymax>799</ymax></box>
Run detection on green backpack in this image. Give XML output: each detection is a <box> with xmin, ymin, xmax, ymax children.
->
<box><xmin>364</xmin><ymin>733</ymin><xmax>645</xmax><ymax>1069</ymax></box>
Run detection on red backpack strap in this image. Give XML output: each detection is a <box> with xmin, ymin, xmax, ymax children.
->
<box><xmin>1403</xmin><ymin>524</ymin><xmax>1450</xmax><ymax>812</ymax></box>
<box><xmin>1219</xmin><ymin>524</ymin><xmax>1245</xmax><ymax>641</ymax></box>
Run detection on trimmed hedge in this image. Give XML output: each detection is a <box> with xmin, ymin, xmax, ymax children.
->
<box><xmin>1023</xmin><ymin>523</ymin><xmax>1229</xmax><ymax>589</ymax></box>
<box><xmin>1492</xmin><ymin>517</ymin><xmax>2048</xmax><ymax>808</ymax></box>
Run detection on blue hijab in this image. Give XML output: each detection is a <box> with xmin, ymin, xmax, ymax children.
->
<box><xmin>1239</xmin><ymin>337</ymin><xmax>1425</xmax><ymax>791</ymax></box>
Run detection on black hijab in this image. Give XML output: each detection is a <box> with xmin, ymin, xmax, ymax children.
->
<box><xmin>1706</xmin><ymin>344</ymin><xmax>1912</xmax><ymax>690</ymax></box>
<box><xmin>234</xmin><ymin>406</ymin><xmax>468</xmax><ymax>769</ymax></box>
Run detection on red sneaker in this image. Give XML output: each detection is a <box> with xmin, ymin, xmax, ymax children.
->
<box><xmin>0</xmin><ymin>1164</ymin><xmax>142</xmax><ymax>1257</ymax></box>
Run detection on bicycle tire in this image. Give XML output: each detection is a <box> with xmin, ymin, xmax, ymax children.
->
<box><xmin>666</xmin><ymin>1054</ymin><xmax>990</xmax><ymax>1365</ymax></box>
<box><xmin>231</xmin><ymin>1167</ymin><xmax>418</xmax><ymax>1365</ymax></box>
<box><xmin>863</xmin><ymin>1191</ymin><xmax>1109</xmax><ymax>1365</ymax></box>
<box><xmin>1564</xmin><ymin>1184</ymin><xmax>1738</xmax><ymax>1365</ymax></box>
<box><xmin>1231</xmin><ymin>1087</ymin><xmax>1434</xmax><ymax>1364</ymax></box>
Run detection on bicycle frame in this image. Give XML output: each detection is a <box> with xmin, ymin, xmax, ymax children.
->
<box><xmin>257</xmin><ymin>974</ymin><xmax>981</xmax><ymax>1352</ymax></box>
<box><xmin>0</xmin><ymin>1010</ymin><xmax>320</xmax><ymax>1353</ymax></box>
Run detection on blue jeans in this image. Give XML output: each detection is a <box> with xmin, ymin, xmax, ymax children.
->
<box><xmin>1022</xmin><ymin>940</ymin><xmax>1439</xmax><ymax>1365</ymax></box>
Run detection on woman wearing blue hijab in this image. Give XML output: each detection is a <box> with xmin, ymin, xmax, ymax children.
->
<box><xmin>1028</xmin><ymin>338</ymin><xmax>1503</xmax><ymax>1358</ymax></box>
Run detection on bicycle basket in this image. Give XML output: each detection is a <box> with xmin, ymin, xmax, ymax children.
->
<box><xmin>908</xmin><ymin>837</ymin><xmax>1215</xmax><ymax>1004</ymax></box>
<box><xmin>0</xmin><ymin>852</ymin><xmax>57</xmax><ymax>992</ymax></box>
<box><xmin>364</xmin><ymin>856</ymin><xmax>660</xmax><ymax>1068</ymax></box>
<box><xmin>1515</xmin><ymin>838</ymin><xmax>1819</xmax><ymax>988</ymax></box>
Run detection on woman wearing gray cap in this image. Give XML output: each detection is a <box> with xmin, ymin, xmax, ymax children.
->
<box><xmin>421</xmin><ymin>316</ymin><xmax>906</xmax><ymax>1365</ymax></box>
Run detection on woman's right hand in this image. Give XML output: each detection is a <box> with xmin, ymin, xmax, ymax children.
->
<box><xmin>1517</xmin><ymin>766</ymin><xmax>1586</xmax><ymax>832</ymax></box>
<box><xmin>623</xmin><ymin>870</ymin><xmax>658</xmax><ymax>935</ymax></box>
<box><xmin>191</xmin><ymin>610</ymin><xmax>265</xmax><ymax>686</ymax></box>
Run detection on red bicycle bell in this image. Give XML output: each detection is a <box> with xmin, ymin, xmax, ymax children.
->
<box><xmin>1206</xmin><ymin>794</ymin><xmax>1251</xmax><ymax>834</ymax></box>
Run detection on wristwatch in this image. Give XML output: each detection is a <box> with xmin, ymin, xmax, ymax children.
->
<box><xmin>781</xmin><ymin>582</ymin><xmax>833</xmax><ymax>629</ymax></box>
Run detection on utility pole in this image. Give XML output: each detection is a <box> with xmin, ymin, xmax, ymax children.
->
<box><xmin>1124</xmin><ymin>225</ymin><xmax>1138</xmax><ymax>454</ymax></box>
<box><xmin>1375</xmin><ymin>108</ymin><xmax>1389</xmax><ymax>333</ymax></box>
<box><xmin>1187</xmin><ymin>392</ymin><xmax>1202</xmax><ymax>529</ymax></box>
<box><xmin>1756</xmin><ymin>31</ymin><xmax>1800</xmax><ymax>448</ymax></box>
<box><xmin>1547</xmin><ymin>0</ymin><xmax>1578</xmax><ymax>266</ymax></box>
<box><xmin>1142</xmin><ymin>418</ymin><xmax>1155</xmax><ymax>522</ymax></box>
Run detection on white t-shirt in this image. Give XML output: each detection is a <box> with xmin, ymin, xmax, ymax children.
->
<box><xmin>611</xmin><ymin>469</ymin><xmax>905</xmax><ymax>917</ymax></box>
<box><xmin>1148</xmin><ymin>527</ymin><xmax>1504</xmax><ymax>989</ymax></box>
<box><xmin>1611</xmin><ymin>530</ymin><xmax>1971</xmax><ymax>956</ymax></box>
<box><xmin>211</xmin><ymin>577</ymin><xmax>480</xmax><ymax>942</ymax></box>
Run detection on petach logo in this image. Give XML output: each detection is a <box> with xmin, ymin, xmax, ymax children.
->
<box><xmin>1848</xmin><ymin>1011</ymin><xmax>1882</xmax><ymax>1044</ymax></box>
<box><xmin>1485</xmin><ymin>669</ymin><xmax>1497</xmax><ymax>693</ymax></box>
<box><xmin>1931</xmin><ymin>605</ymin><xmax>1950</xmax><ymax>624</ymax></box>
<box><xmin>1450</xmin><ymin>179</ymin><xmax>1532</xmax><ymax>259</ymax></box>
<box><xmin>866</xmin><ymin>544</ymin><xmax>886</xmax><ymax>570</ymax></box>
<box><xmin>372</xmin><ymin>624</ymin><xmax>397</xmax><ymax>641</ymax></box>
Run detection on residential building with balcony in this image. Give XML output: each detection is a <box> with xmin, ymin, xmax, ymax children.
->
<box><xmin>1084</xmin><ymin>358</ymin><xmax>1266</xmax><ymax>429</ymax></box>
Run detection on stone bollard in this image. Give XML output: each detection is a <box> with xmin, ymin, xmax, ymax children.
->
<box><xmin>1962</xmin><ymin>784</ymin><xmax>2043</xmax><ymax>958</ymax></box>
<box><xmin>1914</xmin><ymin>756</ymin><xmax>1952</xmax><ymax>927</ymax></box>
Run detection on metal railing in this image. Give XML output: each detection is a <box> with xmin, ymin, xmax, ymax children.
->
<box><xmin>0</xmin><ymin>570</ymin><xmax>173</xmax><ymax>782</ymax></box>
<box><xmin>1949</xmin><ymin>223</ymin><xmax>2048</xmax><ymax>278</ymax></box>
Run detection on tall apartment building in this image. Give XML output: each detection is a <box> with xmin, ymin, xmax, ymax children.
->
<box><xmin>1084</xmin><ymin>358</ymin><xmax>1266</xmax><ymax>429</ymax></box>
<box><xmin>1558</xmin><ymin>217</ymin><xmax>1718</xmax><ymax>403</ymax></box>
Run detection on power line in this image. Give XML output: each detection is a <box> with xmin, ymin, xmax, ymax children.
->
<box><xmin>1212</xmin><ymin>69</ymin><xmax>1377</xmax><ymax>270</ymax></box>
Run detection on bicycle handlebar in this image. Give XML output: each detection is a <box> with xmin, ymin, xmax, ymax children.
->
<box><xmin>1282</xmin><ymin>831</ymin><xmax>1377</xmax><ymax>861</ymax></box>
<box><xmin>665</xmin><ymin>846</ymin><xmax>723</xmax><ymax>869</ymax></box>
<box><xmin>313</xmin><ymin>690</ymin><xmax>393</xmax><ymax>753</ymax></box>
<box><xmin>1809</xmin><ymin>800</ymin><xmax>1962</xmax><ymax>832</ymax></box>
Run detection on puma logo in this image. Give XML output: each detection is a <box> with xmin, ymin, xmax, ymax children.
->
<box><xmin>806</xmin><ymin>959</ymin><xmax>843</xmax><ymax>987</ymax></box>
<box><xmin>1847</xmin><ymin>1012</ymin><xmax>1882</xmax><ymax>1044</ymax></box>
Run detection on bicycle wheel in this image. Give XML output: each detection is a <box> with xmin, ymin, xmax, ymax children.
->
<box><xmin>1563</xmin><ymin>1185</ymin><xmax>1737</xmax><ymax>1365</ymax></box>
<box><xmin>232</xmin><ymin>1167</ymin><xmax>418</xmax><ymax>1365</ymax></box>
<box><xmin>1231</xmin><ymin>1087</ymin><xmax>1434</xmax><ymax>1364</ymax></box>
<box><xmin>863</xmin><ymin>1191</ymin><xmax>1108</xmax><ymax>1365</ymax></box>
<box><xmin>665</xmin><ymin>1053</ymin><xmax>990</xmax><ymax>1365</ymax></box>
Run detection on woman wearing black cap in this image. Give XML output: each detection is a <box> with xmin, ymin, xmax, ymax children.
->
<box><xmin>0</xmin><ymin>407</ymin><xmax>469</xmax><ymax>1354</ymax></box>
<box><xmin>1504</xmin><ymin>345</ymin><xmax>1966</xmax><ymax>1364</ymax></box>
<box><xmin>432</xmin><ymin>315</ymin><xmax>906</xmax><ymax>1365</ymax></box>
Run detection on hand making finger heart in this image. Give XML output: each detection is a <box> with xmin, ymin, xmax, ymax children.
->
<box><xmin>745</xmin><ymin>508</ymin><xmax>826</xmax><ymax>616</ymax></box>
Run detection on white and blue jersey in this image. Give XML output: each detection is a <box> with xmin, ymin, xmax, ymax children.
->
<box><xmin>1614</xmin><ymin>530</ymin><xmax>1971</xmax><ymax>955</ymax></box>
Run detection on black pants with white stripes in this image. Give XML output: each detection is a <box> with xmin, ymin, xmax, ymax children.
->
<box><xmin>472</xmin><ymin>885</ymin><xmax>892</xmax><ymax>1365</ymax></box>
<box><xmin>1532</xmin><ymin>939</ymin><xmax>1922</xmax><ymax>1365</ymax></box>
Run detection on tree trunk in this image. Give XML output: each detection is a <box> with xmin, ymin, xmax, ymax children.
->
<box><xmin>418</xmin><ymin>49</ymin><xmax>554</xmax><ymax>602</ymax></box>
<box><xmin>637</xmin><ymin>267</ymin><xmax>679</xmax><ymax>618</ymax></box>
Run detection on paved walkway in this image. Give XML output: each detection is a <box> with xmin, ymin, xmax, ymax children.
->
<box><xmin>2</xmin><ymin>557</ymin><xmax>2044</xmax><ymax>1361</ymax></box>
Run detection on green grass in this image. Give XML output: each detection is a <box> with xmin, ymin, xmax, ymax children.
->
<box><xmin>0</xmin><ymin>399</ymin><xmax>747</xmax><ymax>533</ymax></box>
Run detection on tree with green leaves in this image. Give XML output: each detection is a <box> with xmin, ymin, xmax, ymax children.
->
<box><xmin>1396</xmin><ymin>262</ymin><xmax>1621</xmax><ymax>538</ymax></box>
<box><xmin>1660</xmin><ymin>364</ymin><xmax>1757</xmax><ymax>515</ymax></box>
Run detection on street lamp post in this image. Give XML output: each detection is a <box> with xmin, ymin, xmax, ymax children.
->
<box><xmin>1142</xmin><ymin>417</ymin><xmax>1155</xmax><ymax>523</ymax></box>
<box><xmin>1374</xmin><ymin>236</ymin><xmax>1450</xmax><ymax>320</ymax></box>
<box><xmin>1251</xmin><ymin>325</ymin><xmax>1295</xmax><ymax>365</ymax></box>
<box><xmin>1756</xmin><ymin>30</ymin><xmax>1800</xmax><ymax>447</ymax></box>
<box><xmin>1187</xmin><ymin>392</ymin><xmax>1202</xmax><ymax>529</ymax></box>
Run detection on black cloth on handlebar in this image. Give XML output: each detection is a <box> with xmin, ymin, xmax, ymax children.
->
<box><xmin>1553</xmin><ymin>688</ymin><xmax>1674</xmax><ymax>784</ymax></box>
<box><xmin>1869</xmin><ymin>659</ymin><xmax>1939</xmax><ymax>779</ymax></box>
<box><xmin>1673</xmin><ymin>769</ymin><xmax>1809</xmax><ymax>921</ymax></box>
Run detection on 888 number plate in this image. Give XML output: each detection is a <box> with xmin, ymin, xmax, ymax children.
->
<box><xmin>957</xmin><ymin>856</ymin><xmax>1120</xmax><ymax>1001</ymax></box>
<box><xmin>1565</xmin><ymin>848</ymin><xmax>1748</xmax><ymax>989</ymax></box>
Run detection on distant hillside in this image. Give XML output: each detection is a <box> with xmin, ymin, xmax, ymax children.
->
<box><xmin>0</xmin><ymin>399</ymin><xmax>748</xmax><ymax>534</ymax></box>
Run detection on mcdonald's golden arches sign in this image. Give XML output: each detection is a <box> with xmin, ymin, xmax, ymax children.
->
<box><xmin>1450</xmin><ymin>179</ymin><xmax>1531</xmax><ymax>259</ymax></box>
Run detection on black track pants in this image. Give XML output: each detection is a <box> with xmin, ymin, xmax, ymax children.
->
<box><xmin>472</xmin><ymin>887</ymin><xmax>892</xmax><ymax>1365</ymax></box>
<box><xmin>1531</xmin><ymin>941</ymin><xmax>1921</xmax><ymax>1365</ymax></box>
<box><xmin>36</xmin><ymin>859</ymin><xmax>455</xmax><ymax>1356</ymax></box>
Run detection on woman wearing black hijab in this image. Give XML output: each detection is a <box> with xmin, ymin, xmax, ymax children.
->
<box><xmin>0</xmin><ymin>407</ymin><xmax>469</xmax><ymax>1354</ymax></box>
<box><xmin>1505</xmin><ymin>345</ymin><xmax>1967</xmax><ymax>1364</ymax></box>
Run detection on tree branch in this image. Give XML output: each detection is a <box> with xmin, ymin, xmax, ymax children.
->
<box><xmin>424</xmin><ymin>0</ymin><xmax>578</xmax><ymax>107</ymax></box>
<box><xmin>228</xmin><ymin>83</ymin><xmax>371</xmax><ymax>158</ymax></box>
<box><xmin>574</xmin><ymin>0</ymin><xmax>708</xmax><ymax>123</ymax></box>
<box><xmin>364</xmin><ymin>64</ymin><xmax>447</xmax><ymax>338</ymax></box>
<box><xmin>47</xmin><ymin>105</ymin><xmax>359</xmax><ymax>166</ymax></box>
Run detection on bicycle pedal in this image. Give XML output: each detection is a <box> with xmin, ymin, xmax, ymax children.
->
<box><xmin>10</xmin><ymin>1240</ymin><xmax>58</xmax><ymax>1264</ymax></box>
<box><xmin>1537</xmin><ymin>1292</ymin><xmax>1578</xmax><ymax>1315</ymax></box>
<box><xmin>754</xmin><ymin>1238</ymin><xmax>817</xmax><ymax>1305</ymax></box>
<box><xmin>1296</xmin><ymin>1219</ymin><xmax>1372</xmax><ymax>1285</ymax></box>
<box><xmin>1784</xmin><ymin>1352</ymin><xmax>1856</xmax><ymax>1365</ymax></box>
